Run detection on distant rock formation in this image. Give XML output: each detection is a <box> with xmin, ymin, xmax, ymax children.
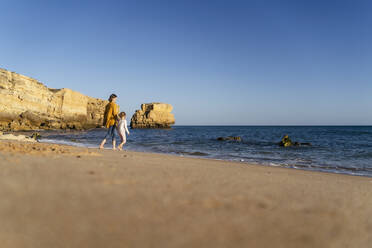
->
<box><xmin>130</xmin><ymin>103</ymin><xmax>175</xmax><ymax>128</ymax></box>
<box><xmin>0</xmin><ymin>68</ymin><xmax>108</xmax><ymax>131</ymax></box>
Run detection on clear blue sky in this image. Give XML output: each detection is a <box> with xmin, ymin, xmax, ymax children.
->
<box><xmin>1</xmin><ymin>0</ymin><xmax>371</xmax><ymax>125</ymax></box>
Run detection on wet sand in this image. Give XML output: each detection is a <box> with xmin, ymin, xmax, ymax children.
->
<box><xmin>0</xmin><ymin>140</ymin><xmax>371</xmax><ymax>248</ymax></box>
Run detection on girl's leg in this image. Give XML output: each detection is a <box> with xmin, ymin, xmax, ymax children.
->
<box><xmin>118</xmin><ymin>134</ymin><xmax>124</xmax><ymax>150</ymax></box>
<box><xmin>120</xmin><ymin>135</ymin><xmax>127</xmax><ymax>150</ymax></box>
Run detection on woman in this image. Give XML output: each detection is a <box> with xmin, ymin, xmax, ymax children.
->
<box><xmin>99</xmin><ymin>94</ymin><xmax>119</xmax><ymax>150</ymax></box>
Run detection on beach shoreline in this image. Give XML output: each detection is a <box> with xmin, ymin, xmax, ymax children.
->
<box><xmin>37</xmin><ymin>138</ymin><xmax>372</xmax><ymax>178</ymax></box>
<box><xmin>0</xmin><ymin>140</ymin><xmax>371</xmax><ymax>247</ymax></box>
<box><xmin>4</xmin><ymin>125</ymin><xmax>372</xmax><ymax>177</ymax></box>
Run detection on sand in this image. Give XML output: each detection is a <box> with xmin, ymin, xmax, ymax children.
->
<box><xmin>0</xmin><ymin>140</ymin><xmax>371</xmax><ymax>248</ymax></box>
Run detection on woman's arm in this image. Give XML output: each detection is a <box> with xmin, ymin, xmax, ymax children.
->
<box><xmin>116</xmin><ymin>120</ymin><xmax>121</xmax><ymax>132</ymax></box>
<box><xmin>114</xmin><ymin>104</ymin><xmax>120</xmax><ymax>120</ymax></box>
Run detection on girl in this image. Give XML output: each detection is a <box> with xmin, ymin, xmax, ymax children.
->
<box><xmin>99</xmin><ymin>94</ymin><xmax>119</xmax><ymax>150</ymax></box>
<box><xmin>117</xmin><ymin>112</ymin><xmax>130</xmax><ymax>150</ymax></box>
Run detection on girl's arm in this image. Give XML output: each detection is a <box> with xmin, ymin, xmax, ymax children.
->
<box><xmin>124</xmin><ymin>120</ymin><xmax>130</xmax><ymax>135</ymax></box>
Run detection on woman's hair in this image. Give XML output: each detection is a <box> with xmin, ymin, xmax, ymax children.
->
<box><xmin>108</xmin><ymin>94</ymin><xmax>117</xmax><ymax>102</ymax></box>
<box><xmin>119</xmin><ymin>112</ymin><xmax>126</xmax><ymax>118</ymax></box>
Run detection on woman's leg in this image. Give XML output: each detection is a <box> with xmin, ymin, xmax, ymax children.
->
<box><xmin>111</xmin><ymin>125</ymin><xmax>117</xmax><ymax>150</ymax></box>
<box><xmin>99</xmin><ymin>126</ymin><xmax>113</xmax><ymax>149</ymax></box>
<box><xmin>99</xmin><ymin>139</ymin><xmax>106</xmax><ymax>149</ymax></box>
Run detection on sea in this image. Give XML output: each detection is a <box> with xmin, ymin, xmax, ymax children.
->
<box><xmin>40</xmin><ymin>126</ymin><xmax>372</xmax><ymax>177</ymax></box>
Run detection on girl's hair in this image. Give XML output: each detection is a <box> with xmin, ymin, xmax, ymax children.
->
<box><xmin>108</xmin><ymin>94</ymin><xmax>117</xmax><ymax>102</ymax></box>
<box><xmin>119</xmin><ymin>112</ymin><xmax>126</xmax><ymax>118</ymax></box>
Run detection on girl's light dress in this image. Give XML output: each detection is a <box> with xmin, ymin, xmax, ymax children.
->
<box><xmin>117</xmin><ymin>119</ymin><xmax>130</xmax><ymax>142</ymax></box>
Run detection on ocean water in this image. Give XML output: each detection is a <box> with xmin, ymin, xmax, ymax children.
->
<box><xmin>40</xmin><ymin>126</ymin><xmax>372</xmax><ymax>177</ymax></box>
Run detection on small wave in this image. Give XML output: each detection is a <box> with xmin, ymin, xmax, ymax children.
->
<box><xmin>172</xmin><ymin>151</ymin><xmax>209</xmax><ymax>157</ymax></box>
<box><xmin>39</xmin><ymin>138</ymin><xmax>92</xmax><ymax>148</ymax></box>
<box><xmin>171</xmin><ymin>141</ymin><xmax>188</xmax><ymax>145</ymax></box>
<box><xmin>185</xmin><ymin>151</ymin><xmax>209</xmax><ymax>156</ymax></box>
<box><xmin>269</xmin><ymin>163</ymin><xmax>281</xmax><ymax>167</ymax></box>
<box><xmin>350</xmin><ymin>152</ymin><xmax>372</xmax><ymax>159</ymax></box>
<box><xmin>325</xmin><ymin>129</ymin><xmax>372</xmax><ymax>136</ymax></box>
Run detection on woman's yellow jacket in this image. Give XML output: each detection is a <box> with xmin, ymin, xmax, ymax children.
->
<box><xmin>103</xmin><ymin>102</ymin><xmax>119</xmax><ymax>128</ymax></box>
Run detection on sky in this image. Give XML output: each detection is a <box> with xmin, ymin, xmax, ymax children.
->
<box><xmin>1</xmin><ymin>0</ymin><xmax>371</xmax><ymax>125</ymax></box>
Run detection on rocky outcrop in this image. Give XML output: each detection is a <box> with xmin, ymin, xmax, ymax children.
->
<box><xmin>217</xmin><ymin>136</ymin><xmax>242</xmax><ymax>141</ymax></box>
<box><xmin>279</xmin><ymin>135</ymin><xmax>312</xmax><ymax>147</ymax></box>
<box><xmin>279</xmin><ymin>135</ymin><xmax>293</xmax><ymax>147</ymax></box>
<box><xmin>0</xmin><ymin>68</ymin><xmax>108</xmax><ymax>131</ymax></box>
<box><xmin>130</xmin><ymin>103</ymin><xmax>175</xmax><ymax>128</ymax></box>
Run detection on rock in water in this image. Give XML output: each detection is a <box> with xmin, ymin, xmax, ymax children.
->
<box><xmin>130</xmin><ymin>103</ymin><xmax>175</xmax><ymax>128</ymax></box>
<box><xmin>278</xmin><ymin>135</ymin><xmax>312</xmax><ymax>147</ymax></box>
<box><xmin>279</xmin><ymin>135</ymin><xmax>293</xmax><ymax>147</ymax></box>
<box><xmin>217</xmin><ymin>136</ymin><xmax>242</xmax><ymax>141</ymax></box>
<box><xmin>30</xmin><ymin>132</ymin><xmax>41</xmax><ymax>140</ymax></box>
<box><xmin>0</xmin><ymin>68</ymin><xmax>108</xmax><ymax>131</ymax></box>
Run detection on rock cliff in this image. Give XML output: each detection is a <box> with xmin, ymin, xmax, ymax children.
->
<box><xmin>130</xmin><ymin>103</ymin><xmax>175</xmax><ymax>128</ymax></box>
<box><xmin>0</xmin><ymin>68</ymin><xmax>108</xmax><ymax>131</ymax></box>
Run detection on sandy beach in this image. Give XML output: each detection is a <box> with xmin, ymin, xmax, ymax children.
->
<box><xmin>0</xmin><ymin>140</ymin><xmax>371</xmax><ymax>248</ymax></box>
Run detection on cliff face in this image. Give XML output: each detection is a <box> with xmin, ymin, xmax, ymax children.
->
<box><xmin>0</xmin><ymin>68</ymin><xmax>108</xmax><ymax>131</ymax></box>
<box><xmin>130</xmin><ymin>103</ymin><xmax>175</xmax><ymax>128</ymax></box>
